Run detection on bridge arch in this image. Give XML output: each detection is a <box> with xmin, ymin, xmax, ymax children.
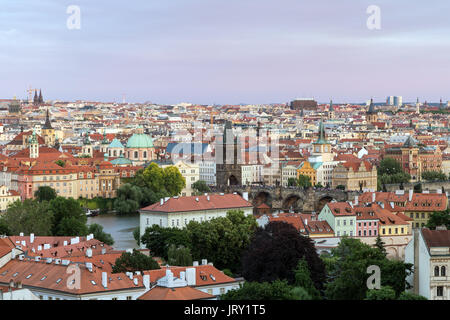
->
<box><xmin>282</xmin><ymin>194</ymin><xmax>304</xmax><ymax>213</ymax></box>
<box><xmin>316</xmin><ymin>195</ymin><xmax>334</xmax><ymax>213</ymax></box>
<box><xmin>253</xmin><ymin>191</ymin><xmax>272</xmax><ymax>208</ymax></box>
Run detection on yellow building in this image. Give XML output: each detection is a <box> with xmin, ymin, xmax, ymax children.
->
<box><xmin>0</xmin><ymin>185</ymin><xmax>20</xmax><ymax>212</ymax></box>
<box><xmin>332</xmin><ymin>160</ymin><xmax>377</xmax><ymax>191</ymax></box>
<box><xmin>297</xmin><ymin>161</ymin><xmax>316</xmax><ymax>186</ymax></box>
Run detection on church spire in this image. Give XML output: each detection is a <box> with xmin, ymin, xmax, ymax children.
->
<box><xmin>38</xmin><ymin>89</ymin><xmax>43</xmax><ymax>104</ymax></box>
<box><xmin>33</xmin><ymin>90</ymin><xmax>38</xmax><ymax>105</ymax></box>
<box><xmin>43</xmin><ymin>108</ymin><xmax>53</xmax><ymax>129</ymax></box>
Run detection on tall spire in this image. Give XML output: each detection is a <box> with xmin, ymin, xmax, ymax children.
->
<box><xmin>315</xmin><ymin>118</ymin><xmax>328</xmax><ymax>144</ymax></box>
<box><xmin>329</xmin><ymin>99</ymin><xmax>333</xmax><ymax>112</ymax></box>
<box><xmin>367</xmin><ymin>98</ymin><xmax>376</xmax><ymax>114</ymax></box>
<box><xmin>43</xmin><ymin>108</ymin><xmax>53</xmax><ymax>129</ymax></box>
<box><xmin>38</xmin><ymin>89</ymin><xmax>43</xmax><ymax>104</ymax></box>
<box><xmin>33</xmin><ymin>90</ymin><xmax>38</xmax><ymax>105</ymax></box>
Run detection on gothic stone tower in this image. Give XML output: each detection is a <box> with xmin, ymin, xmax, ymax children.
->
<box><xmin>215</xmin><ymin>121</ymin><xmax>242</xmax><ymax>187</ymax></box>
<box><xmin>41</xmin><ymin>108</ymin><xmax>55</xmax><ymax>147</ymax></box>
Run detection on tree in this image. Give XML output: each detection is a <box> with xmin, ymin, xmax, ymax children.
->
<box><xmin>294</xmin><ymin>258</ymin><xmax>321</xmax><ymax>299</ymax></box>
<box><xmin>88</xmin><ymin>223</ymin><xmax>114</xmax><ymax>246</ymax></box>
<box><xmin>374</xmin><ymin>234</ymin><xmax>387</xmax><ymax>256</ymax></box>
<box><xmin>297</xmin><ymin>175</ymin><xmax>312</xmax><ymax>188</ymax></box>
<box><xmin>0</xmin><ymin>220</ymin><xmax>10</xmax><ymax>236</ymax></box>
<box><xmin>114</xmin><ymin>183</ymin><xmax>143</xmax><ymax>215</ymax></box>
<box><xmin>324</xmin><ymin>237</ymin><xmax>413</xmax><ymax>300</ymax></box>
<box><xmin>167</xmin><ymin>244</ymin><xmax>193</xmax><ymax>266</ymax></box>
<box><xmin>34</xmin><ymin>186</ymin><xmax>57</xmax><ymax>202</ymax></box>
<box><xmin>397</xmin><ymin>292</ymin><xmax>427</xmax><ymax>300</ymax></box>
<box><xmin>187</xmin><ymin>210</ymin><xmax>257</xmax><ymax>272</ymax></box>
<box><xmin>287</xmin><ymin>178</ymin><xmax>297</xmax><ymax>187</ymax></box>
<box><xmin>0</xmin><ymin>200</ymin><xmax>53</xmax><ymax>236</ymax></box>
<box><xmin>133</xmin><ymin>226</ymin><xmax>140</xmax><ymax>246</ymax></box>
<box><xmin>242</xmin><ymin>221</ymin><xmax>326</xmax><ymax>292</ymax></box>
<box><xmin>414</xmin><ymin>183</ymin><xmax>422</xmax><ymax>193</ymax></box>
<box><xmin>365</xmin><ymin>286</ymin><xmax>396</xmax><ymax>300</ymax></box>
<box><xmin>141</xmin><ymin>225</ymin><xmax>190</xmax><ymax>260</ymax></box>
<box><xmin>162</xmin><ymin>166</ymin><xmax>186</xmax><ymax>196</ymax></box>
<box><xmin>425</xmin><ymin>209</ymin><xmax>450</xmax><ymax>230</ymax></box>
<box><xmin>421</xmin><ymin>171</ymin><xmax>447</xmax><ymax>182</ymax></box>
<box><xmin>49</xmin><ymin>197</ymin><xmax>87</xmax><ymax>236</ymax></box>
<box><xmin>378</xmin><ymin>158</ymin><xmax>404</xmax><ymax>176</ymax></box>
<box><xmin>221</xmin><ymin>280</ymin><xmax>307</xmax><ymax>300</ymax></box>
<box><xmin>112</xmin><ymin>249</ymin><xmax>160</xmax><ymax>273</ymax></box>
<box><xmin>192</xmin><ymin>180</ymin><xmax>211</xmax><ymax>194</ymax></box>
<box><xmin>336</xmin><ymin>185</ymin><xmax>345</xmax><ymax>191</ymax></box>
<box><xmin>315</xmin><ymin>182</ymin><xmax>324</xmax><ymax>188</ymax></box>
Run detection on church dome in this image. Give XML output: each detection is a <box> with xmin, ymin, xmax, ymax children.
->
<box><xmin>126</xmin><ymin>133</ymin><xmax>154</xmax><ymax>148</ymax></box>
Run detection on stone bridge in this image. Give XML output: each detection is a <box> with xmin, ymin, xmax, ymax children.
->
<box><xmin>215</xmin><ymin>186</ymin><xmax>359</xmax><ymax>214</ymax></box>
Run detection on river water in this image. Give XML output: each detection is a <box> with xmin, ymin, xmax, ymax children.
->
<box><xmin>87</xmin><ymin>213</ymin><xmax>140</xmax><ymax>250</ymax></box>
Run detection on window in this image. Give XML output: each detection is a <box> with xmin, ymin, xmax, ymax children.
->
<box><xmin>127</xmin><ymin>296</ymin><xmax>132</xmax><ymax>300</ymax></box>
<box><xmin>437</xmin><ymin>286</ymin><xmax>444</xmax><ymax>297</ymax></box>
<box><xmin>435</xmin><ymin>266</ymin><xmax>440</xmax><ymax>277</ymax></box>
<box><xmin>442</xmin><ymin>266</ymin><xmax>446</xmax><ymax>277</ymax></box>
<box><xmin>112</xmin><ymin>297</ymin><xmax>118</xmax><ymax>301</ymax></box>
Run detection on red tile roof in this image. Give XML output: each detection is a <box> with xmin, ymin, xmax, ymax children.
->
<box><xmin>137</xmin><ymin>286</ymin><xmax>214</xmax><ymax>300</ymax></box>
<box><xmin>421</xmin><ymin>228</ymin><xmax>450</xmax><ymax>248</ymax></box>
<box><xmin>140</xmin><ymin>194</ymin><xmax>252</xmax><ymax>213</ymax></box>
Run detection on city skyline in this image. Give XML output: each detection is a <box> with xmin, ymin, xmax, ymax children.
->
<box><xmin>1</xmin><ymin>1</ymin><xmax>450</xmax><ymax>104</ymax></box>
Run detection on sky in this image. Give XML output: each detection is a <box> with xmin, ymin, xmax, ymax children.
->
<box><xmin>1</xmin><ymin>0</ymin><xmax>450</xmax><ymax>105</ymax></box>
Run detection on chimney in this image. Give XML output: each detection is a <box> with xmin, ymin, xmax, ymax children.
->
<box><xmin>380</xmin><ymin>202</ymin><xmax>385</xmax><ymax>209</ymax></box>
<box><xmin>305</xmin><ymin>219</ymin><xmax>308</xmax><ymax>226</ymax></box>
<box><xmin>143</xmin><ymin>274</ymin><xmax>150</xmax><ymax>290</ymax></box>
<box><xmin>243</xmin><ymin>192</ymin><xmax>249</xmax><ymax>201</ymax></box>
<box><xmin>46</xmin><ymin>258</ymin><xmax>52</xmax><ymax>264</ymax></box>
<box><xmin>86</xmin><ymin>248</ymin><xmax>93</xmax><ymax>258</ymax></box>
<box><xmin>166</xmin><ymin>269</ymin><xmax>174</xmax><ymax>288</ymax></box>
<box><xmin>437</xmin><ymin>188</ymin><xmax>442</xmax><ymax>194</ymax></box>
<box><xmin>37</xmin><ymin>245</ymin><xmax>42</xmax><ymax>251</ymax></box>
<box><xmin>63</xmin><ymin>241</ymin><xmax>68</xmax><ymax>246</ymax></box>
<box><xmin>193</xmin><ymin>261</ymin><xmax>199</xmax><ymax>266</ymax></box>
<box><xmin>86</xmin><ymin>262</ymin><xmax>93</xmax><ymax>272</ymax></box>
<box><xmin>18</xmin><ymin>255</ymin><xmax>24</xmax><ymax>261</ymax></box>
<box><xmin>35</xmin><ymin>256</ymin><xmax>41</xmax><ymax>262</ymax></box>
<box><xmin>133</xmin><ymin>278</ymin><xmax>138</xmax><ymax>286</ymax></box>
<box><xmin>127</xmin><ymin>272</ymin><xmax>133</xmax><ymax>280</ymax></box>
<box><xmin>102</xmin><ymin>272</ymin><xmax>108</xmax><ymax>288</ymax></box>
<box><xmin>11</xmin><ymin>249</ymin><xmax>15</xmax><ymax>260</ymax></box>
<box><xmin>43</xmin><ymin>244</ymin><xmax>50</xmax><ymax>250</ymax></box>
<box><xmin>207</xmin><ymin>195</ymin><xmax>210</xmax><ymax>201</ymax></box>
<box><xmin>185</xmin><ymin>268</ymin><xmax>196</xmax><ymax>286</ymax></box>
<box><xmin>201</xmin><ymin>259</ymin><xmax>207</xmax><ymax>265</ymax></box>
<box><xmin>354</xmin><ymin>196</ymin><xmax>359</xmax><ymax>206</ymax></box>
<box><xmin>160</xmin><ymin>198</ymin><xmax>164</xmax><ymax>206</ymax></box>
<box><xmin>372</xmin><ymin>192</ymin><xmax>376</xmax><ymax>203</ymax></box>
<box><xmin>30</xmin><ymin>233</ymin><xmax>35</xmax><ymax>244</ymax></box>
<box><xmin>101</xmin><ymin>248</ymin><xmax>106</xmax><ymax>255</ymax></box>
<box><xmin>126</xmin><ymin>248</ymin><xmax>133</xmax><ymax>254</ymax></box>
<box><xmin>409</xmin><ymin>189</ymin><xmax>413</xmax><ymax>201</ymax></box>
<box><xmin>19</xmin><ymin>232</ymin><xmax>24</xmax><ymax>237</ymax></box>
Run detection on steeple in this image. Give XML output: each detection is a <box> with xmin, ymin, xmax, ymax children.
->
<box><xmin>440</xmin><ymin>98</ymin><xmax>444</xmax><ymax>110</ymax></box>
<box><xmin>43</xmin><ymin>108</ymin><xmax>53</xmax><ymax>129</ymax></box>
<box><xmin>29</xmin><ymin>130</ymin><xmax>39</xmax><ymax>159</ymax></box>
<box><xmin>329</xmin><ymin>100</ymin><xmax>333</xmax><ymax>112</ymax></box>
<box><xmin>38</xmin><ymin>89</ymin><xmax>43</xmax><ymax>104</ymax></box>
<box><xmin>314</xmin><ymin>118</ymin><xmax>328</xmax><ymax>145</ymax></box>
<box><xmin>367</xmin><ymin>98</ymin><xmax>376</xmax><ymax>114</ymax></box>
<box><xmin>33</xmin><ymin>90</ymin><xmax>38</xmax><ymax>105</ymax></box>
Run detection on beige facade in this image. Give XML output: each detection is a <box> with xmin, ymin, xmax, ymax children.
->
<box><xmin>332</xmin><ymin>161</ymin><xmax>377</xmax><ymax>191</ymax></box>
<box><xmin>0</xmin><ymin>185</ymin><xmax>20</xmax><ymax>212</ymax></box>
<box><xmin>162</xmin><ymin>161</ymin><xmax>199</xmax><ymax>197</ymax></box>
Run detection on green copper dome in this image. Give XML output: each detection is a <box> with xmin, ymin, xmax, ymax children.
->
<box><xmin>126</xmin><ymin>133</ymin><xmax>154</xmax><ymax>148</ymax></box>
<box><xmin>110</xmin><ymin>156</ymin><xmax>133</xmax><ymax>165</ymax></box>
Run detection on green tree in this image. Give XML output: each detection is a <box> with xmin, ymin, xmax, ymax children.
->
<box><xmin>187</xmin><ymin>210</ymin><xmax>257</xmax><ymax>272</ymax></box>
<box><xmin>88</xmin><ymin>223</ymin><xmax>114</xmax><ymax>246</ymax></box>
<box><xmin>142</xmin><ymin>163</ymin><xmax>166</xmax><ymax>192</ymax></box>
<box><xmin>141</xmin><ymin>225</ymin><xmax>190</xmax><ymax>260</ymax></box>
<box><xmin>0</xmin><ymin>200</ymin><xmax>53</xmax><ymax>235</ymax></box>
<box><xmin>378</xmin><ymin>157</ymin><xmax>404</xmax><ymax>176</ymax></box>
<box><xmin>425</xmin><ymin>209</ymin><xmax>450</xmax><ymax>230</ymax></box>
<box><xmin>34</xmin><ymin>186</ymin><xmax>57</xmax><ymax>202</ymax></box>
<box><xmin>336</xmin><ymin>185</ymin><xmax>346</xmax><ymax>191</ymax></box>
<box><xmin>287</xmin><ymin>177</ymin><xmax>297</xmax><ymax>187</ymax></box>
<box><xmin>374</xmin><ymin>234</ymin><xmax>387</xmax><ymax>256</ymax></box>
<box><xmin>297</xmin><ymin>175</ymin><xmax>312</xmax><ymax>188</ymax></box>
<box><xmin>221</xmin><ymin>280</ymin><xmax>306</xmax><ymax>300</ymax></box>
<box><xmin>365</xmin><ymin>286</ymin><xmax>396</xmax><ymax>300</ymax></box>
<box><xmin>294</xmin><ymin>258</ymin><xmax>321</xmax><ymax>299</ymax></box>
<box><xmin>162</xmin><ymin>166</ymin><xmax>186</xmax><ymax>196</ymax></box>
<box><xmin>422</xmin><ymin>171</ymin><xmax>447</xmax><ymax>182</ymax></box>
<box><xmin>167</xmin><ymin>244</ymin><xmax>193</xmax><ymax>266</ymax></box>
<box><xmin>114</xmin><ymin>183</ymin><xmax>143</xmax><ymax>215</ymax></box>
<box><xmin>133</xmin><ymin>226</ymin><xmax>140</xmax><ymax>246</ymax></box>
<box><xmin>112</xmin><ymin>249</ymin><xmax>160</xmax><ymax>273</ymax></box>
<box><xmin>55</xmin><ymin>160</ymin><xmax>65</xmax><ymax>167</ymax></box>
<box><xmin>324</xmin><ymin>237</ymin><xmax>412</xmax><ymax>300</ymax></box>
<box><xmin>397</xmin><ymin>291</ymin><xmax>427</xmax><ymax>300</ymax></box>
<box><xmin>49</xmin><ymin>197</ymin><xmax>87</xmax><ymax>236</ymax></box>
<box><xmin>192</xmin><ymin>180</ymin><xmax>211</xmax><ymax>194</ymax></box>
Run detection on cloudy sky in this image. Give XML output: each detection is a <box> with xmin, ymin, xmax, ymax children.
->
<box><xmin>1</xmin><ymin>0</ymin><xmax>449</xmax><ymax>104</ymax></box>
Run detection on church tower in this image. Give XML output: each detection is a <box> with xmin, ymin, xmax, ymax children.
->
<box><xmin>366</xmin><ymin>98</ymin><xmax>378</xmax><ymax>124</ymax></box>
<box><xmin>311</xmin><ymin>119</ymin><xmax>333</xmax><ymax>162</ymax></box>
<box><xmin>82</xmin><ymin>133</ymin><xmax>93</xmax><ymax>157</ymax></box>
<box><xmin>41</xmin><ymin>108</ymin><xmax>55</xmax><ymax>147</ymax></box>
<box><xmin>328</xmin><ymin>99</ymin><xmax>334</xmax><ymax>119</ymax></box>
<box><xmin>29</xmin><ymin>131</ymin><xmax>39</xmax><ymax>159</ymax></box>
<box><xmin>416</xmin><ymin>98</ymin><xmax>420</xmax><ymax>114</ymax></box>
<box><xmin>215</xmin><ymin>121</ymin><xmax>242</xmax><ymax>187</ymax></box>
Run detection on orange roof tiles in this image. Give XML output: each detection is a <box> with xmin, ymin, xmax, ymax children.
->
<box><xmin>138</xmin><ymin>286</ymin><xmax>214</xmax><ymax>300</ymax></box>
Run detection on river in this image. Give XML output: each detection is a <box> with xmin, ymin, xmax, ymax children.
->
<box><xmin>87</xmin><ymin>213</ymin><xmax>140</xmax><ymax>250</ymax></box>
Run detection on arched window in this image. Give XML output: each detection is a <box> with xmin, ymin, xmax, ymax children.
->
<box><xmin>435</xmin><ymin>266</ymin><xmax>440</xmax><ymax>277</ymax></box>
<box><xmin>134</xmin><ymin>151</ymin><xmax>138</xmax><ymax>159</ymax></box>
<box><xmin>441</xmin><ymin>266</ymin><xmax>446</xmax><ymax>277</ymax></box>
<box><xmin>143</xmin><ymin>151</ymin><xmax>147</xmax><ymax>159</ymax></box>
<box><xmin>113</xmin><ymin>150</ymin><xmax>117</xmax><ymax>157</ymax></box>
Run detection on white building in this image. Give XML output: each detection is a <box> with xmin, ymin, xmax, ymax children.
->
<box><xmin>139</xmin><ymin>193</ymin><xmax>253</xmax><ymax>238</ymax></box>
<box><xmin>198</xmin><ymin>161</ymin><xmax>216</xmax><ymax>186</ymax></box>
<box><xmin>405</xmin><ymin>228</ymin><xmax>450</xmax><ymax>300</ymax></box>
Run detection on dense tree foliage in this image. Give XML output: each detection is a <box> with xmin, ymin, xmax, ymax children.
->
<box><xmin>294</xmin><ymin>258</ymin><xmax>321</xmax><ymax>299</ymax></box>
<box><xmin>378</xmin><ymin>158</ymin><xmax>411</xmax><ymax>186</ymax></box>
<box><xmin>421</xmin><ymin>171</ymin><xmax>448</xmax><ymax>182</ymax></box>
<box><xmin>49</xmin><ymin>197</ymin><xmax>88</xmax><ymax>236</ymax></box>
<box><xmin>365</xmin><ymin>286</ymin><xmax>396</xmax><ymax>300</ymax></box>
<box><xmin>297</xmin><ymin>175</ymin><xmax>312</xmax><ymax>188</ymax></box>
<box><xmin>0</xmin><ymin>200</ymin><xmax>53</xmax><ymax>235</ymax></box>
<box><xmin>324</xmin><ymin>237</ymin><xmax>413</xmax><ymax>300</ymax></box>
<box><xmin>221</xmin><ymin>280</ymin><xmax>311</xmax><ymax>300</ymax></box>
<box><xmin>192</xmin><ymin>180</ymin><xmax>211</xmax><ymax>194</ymax></box>
<box><xmin>241</xmin><ymin>221</ymin><xmax>326</xmax><ymax>292</ymax></box>
<box><xmin>397</xmin><ymin>292</ymin><xmax>427</xmax><ymax>300</ymax></box>
<box><xmin>287</xmin><ymin>178</ymin><xmax>297</xmax><ymax>187</ymax></box>
<box><xmin>114</xmin><ymin>183</ymin><xmax>143</xmax><ymax>215</ymax></box>
<box><xmin>167</xmin><ymin>244</ymin><xmax>193</xmax><ymax>266</ymax></box>
<box><xmin>34</xmin><ymin>186</ymin><xmax>57</xmax><ymax>202</ymax></box>
<box><xmin>141</xmin><ymin>210</ymin><xmax>256</xmax><ymax>272</ymax></box>
<box><xmin>426</xmin><ymin>209</ymin><xmax>450</xmax><ymax>230</ymax></box>
<box><xmin>112</xmin><ymin>249</ymin><xmax>160</xmax><ymax>273</ymax></box>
